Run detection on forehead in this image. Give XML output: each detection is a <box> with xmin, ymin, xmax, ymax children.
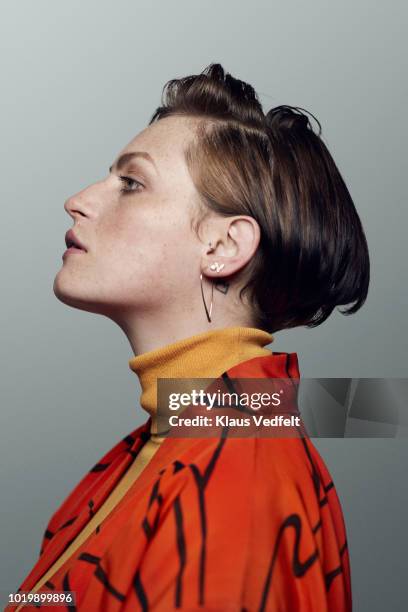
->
<box><xmin>119</xmin><ymin>115</ymin><xmax>199</xmax><ymax>170</ymax></box>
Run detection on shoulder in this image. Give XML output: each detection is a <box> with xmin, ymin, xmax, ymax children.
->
<box><xmin>150</xmin><ymin>434</ymin><xmax>329</xmax><ymax>513</ymax></box>
<box><xmin>168</xmin><ymin>434</ymin><xmax>322</xmax><ymax>486</ymax></box>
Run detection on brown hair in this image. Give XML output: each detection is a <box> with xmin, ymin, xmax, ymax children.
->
<box><xmin>149</xmin><ymin>63</ymin><xmax>370</xmax><ymax>334</ymax></box>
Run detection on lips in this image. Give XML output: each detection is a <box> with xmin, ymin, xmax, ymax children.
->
<box><xmin>65</xmin><ymin>229</ymin><xmax>87</xmax><ymax>252</ymax></box>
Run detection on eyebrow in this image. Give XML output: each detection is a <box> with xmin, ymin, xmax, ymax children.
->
<box><xmin>109</xmin><ymin>151</ymin><xmax>158</xmax><ymax>174</ymax></box>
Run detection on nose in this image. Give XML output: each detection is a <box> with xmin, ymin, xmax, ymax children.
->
<box><xmin>64</xmin><ymin>178</ymin><xmax>108</xmax><ymax>221</ymax></box>
<box><xmin>64</xmin><ymin>189</ymin><xmax>91</xmax><ymax>221</ymax></box>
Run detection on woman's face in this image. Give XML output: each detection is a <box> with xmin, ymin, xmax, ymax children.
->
<box><xmin>53</xmin><ymin>115</ymin><xmax>207</xmax><ymax>322</ymax></box>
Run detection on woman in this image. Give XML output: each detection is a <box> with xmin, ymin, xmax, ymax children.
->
<box><xmin>10</xmin><ymin>63</ymin><xmax>368</xmax><ymax>611</ymax></box>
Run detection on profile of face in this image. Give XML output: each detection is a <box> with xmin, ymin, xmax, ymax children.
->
<box><xmin>54</xmin><ymin>117</ymin><xmax>207</xmax><ymax>324</ymax></box>
<box><xmin>54</xmin><ymin>114</ymin><xmax>260</xmax><ymax>341</ymax></box>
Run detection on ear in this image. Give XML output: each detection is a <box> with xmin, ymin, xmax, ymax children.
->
<box><xmin>201</xmin><ymin>215</ymin><xmax>261</xmax><ymax>279</ymax></box>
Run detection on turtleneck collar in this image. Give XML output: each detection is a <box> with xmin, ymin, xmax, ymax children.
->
<box><xmin>128</xmin><ymin>326</ymin><xmax>273</xmax><ymax>437</ymax></box>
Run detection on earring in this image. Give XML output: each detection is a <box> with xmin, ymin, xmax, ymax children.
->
<box><xmin>200</xmin><ymin>273</ymin><xmax>214</xmax><ymax>322</ymax></box>
<box><xmin>209</xmin><ymin>262</ymin><xmax>225</xmax><ymax>272</ymax></box>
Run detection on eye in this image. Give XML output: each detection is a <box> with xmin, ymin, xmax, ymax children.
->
<box><xmin>118</xmin><ymin>175</ymin><xmax>144</xmax><ymax>193</ymax></box>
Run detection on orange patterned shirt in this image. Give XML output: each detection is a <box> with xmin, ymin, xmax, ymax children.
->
<box><xmin>8</xmin><ymin>352</ymin><xmax>351</xmax><ymax>611</ymax></box>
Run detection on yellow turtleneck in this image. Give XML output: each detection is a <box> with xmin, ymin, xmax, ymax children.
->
<box><xmin>123</xmin><ymin>326</ymin><xmax>273</xmax><ymax>473</ymax></box>
<box><xmin>25</xmin><ymin>326</ymin><xmax>273</xmax><ymax>597</ymax></box>
<box><xmin>129</xmin><ymin>325</ymin><xmax>274</xmax><ymax>435</ymax></box>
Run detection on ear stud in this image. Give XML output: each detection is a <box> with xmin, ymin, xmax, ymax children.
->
<box><xmin>209</xmin><ymin>262</ymin><xmax>225</xmax><ymax>272</ymax></box>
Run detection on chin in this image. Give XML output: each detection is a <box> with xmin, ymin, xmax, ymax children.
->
<box><xmin>53</xmin><ymin>274</ymin><xmax>93</xmax><ymax>313</ymax></box>
<box><xmin>52</xmin><ymin>274</ymin><xmax>120</xmax><ymax>318</ymax></box>
<box><xmin>53</xmin><ymin>281</ymin><xmax>85</xmax><ymax>311</ymax></box>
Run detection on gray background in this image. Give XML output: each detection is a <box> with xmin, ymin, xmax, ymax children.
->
<box><xmin>1</xmin><ymin>0</ymin><xmax>406</xmax><ymax>609</ymax></box>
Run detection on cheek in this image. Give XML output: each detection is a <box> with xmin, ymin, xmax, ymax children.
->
<box><xmin>97</xmin><ymin>200</ymin><xmax>199</xmax><ymax>291</ymax></box>
<box><xmin>98</xmin><ymin>208</ymin><xmax>156</xmax><ymax>261</ymax></box>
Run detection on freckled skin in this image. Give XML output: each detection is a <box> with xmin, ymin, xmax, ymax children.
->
<box><xmin>53</xmin><ymin>115</ymin><xmax>260</xmax><ymax>355</ymax></box>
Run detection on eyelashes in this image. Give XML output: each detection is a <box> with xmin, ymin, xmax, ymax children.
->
<box><xmin>118</xmin><ymin>175</ymin><xmax>144</xmax><ymax>193</ymax></box>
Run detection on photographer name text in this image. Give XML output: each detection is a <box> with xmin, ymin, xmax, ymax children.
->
<box><xmin>168</xmin><ymin>415</ymin><xmax>301</xmax><ymax>427</ymax></box>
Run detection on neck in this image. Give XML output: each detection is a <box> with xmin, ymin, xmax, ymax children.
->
<box><xmin>113</xmin><ymin>301</ymin><xmax>256</xmax><ymax>356</ymax></box>
<box><xmin>129</xmin><ymin>325</ymin><xmax>274</xmax><ymax>440</ymax></box>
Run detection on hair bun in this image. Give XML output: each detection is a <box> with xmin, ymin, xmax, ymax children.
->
<box><xmin>265</xmin><ymin>105</ymin><xmax>322</xmax><ymax>135</ymax></box>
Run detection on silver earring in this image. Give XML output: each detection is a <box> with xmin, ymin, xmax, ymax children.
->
<box><xmin>200</xmin><ymin>273</ymin><xmax>214</xmax><ymax>322</ymax></box>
